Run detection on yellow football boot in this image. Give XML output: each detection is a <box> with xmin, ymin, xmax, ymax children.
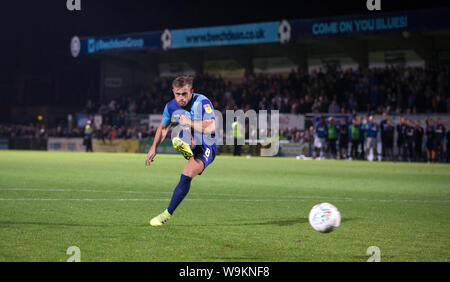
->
<box><xmin>172</xmin><ymin>137</ymin><xmax>193</xmax><ymax>160</ymax></box>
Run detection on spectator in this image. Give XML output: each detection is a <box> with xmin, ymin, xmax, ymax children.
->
<box><xmin>232</xmin><ymin>118</ymin><xmax>244</xmax><ymax>156</ymax></box>
<box><xmin>359</xmin><ymin>116</ymin><xmax>367</xmax><ymax>160</ymax></box>
<box><xmin>384</xmin><ymin>119</ymin><xmax>395</xmax><ymax>161</ymax></box>
<box><xmin>338</xmin><ymin>118</ymin><xmax>349</xmax><ymax>160</ymax></box>
<box><xmin>404</xmin><ymin>119</ymin><xmax>416</xmax><ymax>162</ymax></box>
<box><xmin>425</xmin><ymin>119</ymin><xmax>436</xmax><ymax>163</ymax></box>
<box><xmin>446</xmin><ymin>128</ymin><xmax>450</xmax><ymax>163</ymax></box>
<box><xmin>435</xmin><ymin>117</ymin><xmax>446</xmax><ymax>162</ymax></box>
<box><xmin>379</xmin><ymin>112</ymin><xmax>389</xmax><ymax>159</ymax></box>
<box><xmin>83</xmin><ymin>120</ymin><xmax>93</xmax><ymax>152</ymax></box>
<box><xmin>365</xmin><ymin>116</ymin><xmax>379</xmax><ymax>161</ymax></box>
<box><xmin>349</xmin><ymin>118</ymin><xmax>361</xmax><ymax>161</ymax></box>
<box><xmin>396</xmin><ymin>116</ymin><xmax>407</xmax><ymax>161</ymax></box>
<box><xmin>327</xmin><ymin>117</ymin><xmax>338</xmax><ymax>159</ymax></box>
<box><xmin>314</xmin><ymin>116</ymin><xmax>328</xmax><ymax>159</ymax></box>
<box><xmin>328</xmin><ymin>99</ymin><xmax>340</xmax><ymax>114</ymax></box>
<box><xmin>415</xmin><ymin>120</ymin><xmax>424</xmax><ymax>162</ymax></box>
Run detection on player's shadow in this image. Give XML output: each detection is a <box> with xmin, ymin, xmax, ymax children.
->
<box><xmin>240</xmin><ymin>218</ymin><xmax>309</xmax><ymax>226</ymax></box>
<box><xmin>182</xmin><ymin>217</ymin><xmax>359</xmax><ymax>227</ymax></box>
<box><xmin>234</xmin><ymin>217</ymin><xmax>358</xmax><ymax>227</ymax></box>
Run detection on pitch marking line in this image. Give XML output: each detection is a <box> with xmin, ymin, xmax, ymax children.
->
<box><xmin>0</xmin><ymin>188</ymin><xmax>448</xmax><ymax>204</ymax></box>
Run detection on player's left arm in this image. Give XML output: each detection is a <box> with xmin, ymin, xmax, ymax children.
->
<box><xmin>179</xmin><ymin>115</ymin><xmax>215</xmax><ymax>134</ymax></box>
<box><xmin>188</xmin><ymin>118</ymin><xmax>215</xmax><ymax>134</ymax></box>
<box><xmin>179</xmin><ymin>99</ymin><xmax>215</xmax><ymax>134</ymax></box>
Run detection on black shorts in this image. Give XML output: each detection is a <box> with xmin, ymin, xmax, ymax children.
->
<box><xmin>426</xmin><ymin>139</ymin><xmax>436</xmax><ymax>151</ymax></box>
<box><xmin>384</xmin><ymin>142</ymin><xmax>393</xmax><ymax>149</ymax></box>
<box><xmin>339</xmin><ymin>139</ymin><xmax>348</xmax><ymax>149</ymax></box>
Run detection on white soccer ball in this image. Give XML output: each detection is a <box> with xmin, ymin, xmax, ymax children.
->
<box><xmin>308</xmin><ymin>202</ymin><xmax>341</xmax><ymax>233</ymax></box>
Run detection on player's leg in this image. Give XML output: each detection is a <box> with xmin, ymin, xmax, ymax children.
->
<box><xmin>350</xmin><ymin>140</ymin><xmax>356</xmax><ymax>159</ymax></box>
<box><xmin>365</xmin><ymin>139</ymin><xmax>370</xmax><ymax>160</ymax></box>
<box><xmin>374</xmin><ymin>140</ymin><xmax>380</xmax><ymax>161</ymax></box>
<box><xmin>438</xmin><ymin>142</ymin><xmax>442</xmax><ymax>162</ymax></box>
<box><xmin>167</xmin><ymin>157</ymin><xmax>204</xmax><ymax>213</ymax></box>
<box><xmin>149</xmin><ymin>157</ymin><xmax>204</xmax><ymax>227</ymax></box>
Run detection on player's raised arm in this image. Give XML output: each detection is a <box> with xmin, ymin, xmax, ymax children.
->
<box><xmin>179</xmin><ymin>115</ymin><xmax>215</xmax><ymax>134</ymax></box>
<box><xmin>145</xmin><ymin>122</ymin><xmax>170</xmax><ymax>166</ymax></box>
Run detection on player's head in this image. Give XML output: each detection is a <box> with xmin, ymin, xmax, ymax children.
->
<box><xmin>319</xmin><ymin>115</ymin><xmax>325</xmax><ymax>123</ymax></box>
<box><xmin>172</xmin><ymin>75</ymin><xmax>194</xmax><ymax>107</ymax></box>
<box><xmin>328</xmin><ymin>116</ymin><xmax>334</xmax><ymax>125</ymax></box>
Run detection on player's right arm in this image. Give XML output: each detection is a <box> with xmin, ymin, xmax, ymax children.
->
<box><xmin>145</xmin><ymin>123</ymin><xmax>170</xmax><ymax>166</ymax></box>
<box><xmin>146</xmin><ymin>105</ymin><xmax>171</xmax><ymax>166</ymax></box>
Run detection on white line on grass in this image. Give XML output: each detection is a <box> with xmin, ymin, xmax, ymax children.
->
<box><xmin>0</xmin><ymin>188</ymin><xmax>246</xmax><ymax>197</ymax></box>
<box><xmin>0</xmin><ymin>188</ymin><xmax>448</xmax><ymax>204</ymax></box>
<box><xmin>0</xmin><ymin>198</ymin><xmax>304</xmax><ymax>202</ymax></box>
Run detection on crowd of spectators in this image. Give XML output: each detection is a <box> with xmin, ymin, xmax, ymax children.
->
<box><xmin>298</xmin><ymin>113</ymin><xmax>450</xmax><ymax>163</ymax></box>
<box><xmin>1</xmin><ymin>64</ymin><xmax>449</xmax><ymax>162</ymax></box>
<box><xmin>86</xmin><ymin>64</ymin><xmax>449</xmax><ymax>120</ymax></box>
<box><xmin>63</xmin><ymin>64</ymin><xmax>450</xmax><ymax>141</ymax></box>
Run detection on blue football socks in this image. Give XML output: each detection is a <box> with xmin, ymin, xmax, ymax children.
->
<box><xmin>167</xmin><ymin>174</ymin><xmax>192</xmax><ymax>215</ymax></box>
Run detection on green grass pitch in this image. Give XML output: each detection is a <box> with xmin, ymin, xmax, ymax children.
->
<box><xmin>0</xmin><ymin>150</ymin><xmax>449</xmax><ymax>262</ymax></box>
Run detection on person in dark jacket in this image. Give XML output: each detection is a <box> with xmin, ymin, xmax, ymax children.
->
<box><xmin>404</xmin><ymin>120</ymin><xmax>415</xmax><ymax>162</ymax></box>
<box><xmin>434</xmin><ymin>118</ymin><xmax>446</xmax><ymax>162</ymax></box>
<box><xmin>446</xmin><ymin>129</ymin><xmax>450</xmax><ymax>163</ymax></box>
<box><xmin>425</xmin><ymin>119</ymin><xmax>436</xmax><ymax>163</ymax></box>
<box><xmin>384</xmin><ymin>119</ymin><xmax>395</xmax><ymax>161</ymax></box>
<box><xmin>379</xmin><ymin>112</ymin><xmax>389</xmax><ymax>159</ymax></box>
<box><xmin>338</xmin><ymin>118</ymin><xmax>349</xmax><ymax>160</ymax></box>
<box><xmin>415</xmin><ymin>120</ymin><xmax>424</xmax><ymax>162</ymax></box>
<box><xmin>349</xmin><ymin>118</ymin><xmax>361</xmax><ymax>160</ymax></box>
<box><xmin>396</xmin><ymin>116</ymin><xmax>407</xmax><ymax>161</ymax></box>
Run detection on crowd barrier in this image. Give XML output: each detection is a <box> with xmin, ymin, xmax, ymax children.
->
<box><xmin>138</xmin><ymin>140</ymin><xmax>177</xmax><ymax>154</ymax></box>
<box><xmin>0</xmin><ymin>139</ymin><xmax>8</xmax><ymax>150</ymax></box>
<box><xmin>6</xmin><ymin>137</ymin><xmax>47</xmax><ymax>150</ymax></box>
<box><xmin>92</xmin><ymin>139</ymin><xmax>139</xmax><ymax>153</ymax></box>
<box><xmin>48</xmin><ymin>138</ymin><xmax>84</xmax><ymax>152</ymax></box>
<box><xmin>0</xmin><ymin>136</ymin><xmax>446</xmax><ymax>161</ymax></box>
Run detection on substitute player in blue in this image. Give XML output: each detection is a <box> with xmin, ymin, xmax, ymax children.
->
<box><xmin>365</xmin><ymin>116</ymin><xmax>379</xmax><ymax>161</ymax></box>
<box><xmin>145</xmin><ymin>75</ymin><xmax>217</xmax><ymax>226</ymax></box>
<box><xmin>314</xmin><ymin>116</ymin><xmax>328</xmax><ymax>159</ymax></box>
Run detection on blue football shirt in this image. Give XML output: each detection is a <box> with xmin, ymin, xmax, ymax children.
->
<box><xmin>161</xmin><ymin>93</ymin><xmax>216</xmax><ymax>148</ymax></box>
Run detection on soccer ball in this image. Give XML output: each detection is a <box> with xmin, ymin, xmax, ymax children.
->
<box><xmin>308</xmin><ymin>202</ymin><xmax>341</xmax><ymax>233</ymax></box>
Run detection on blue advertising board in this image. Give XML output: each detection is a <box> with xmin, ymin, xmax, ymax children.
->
<box><xmin>169</xmin><ymin>21</ymin><xmax>281</xmax><ymax>49</ymax></box>
<box><xmin>290</xmin><ymin>7</ymin><xmax>450</xmax><ymax>40</ymax></box>
<box><xmin>78</xmin><ymin>31</ymin><xmax>162</xmax><ymax>55</ymax></box>
<box><xmin>73</xmin><ymin>8</ymin><xmax>450</xmax><ymax>55</ymax></box>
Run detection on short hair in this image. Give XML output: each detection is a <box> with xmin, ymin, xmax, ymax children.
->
<box><xmin>172</xmin><ymin>75</ymin><xmax>194</xmax><ymax>89</ymax></box>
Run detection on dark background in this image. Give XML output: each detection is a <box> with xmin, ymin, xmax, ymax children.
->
<box><xmin>0</xmin><ymin>0</ymin><xmax>448</xmax><ymax>122</ymax></box>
